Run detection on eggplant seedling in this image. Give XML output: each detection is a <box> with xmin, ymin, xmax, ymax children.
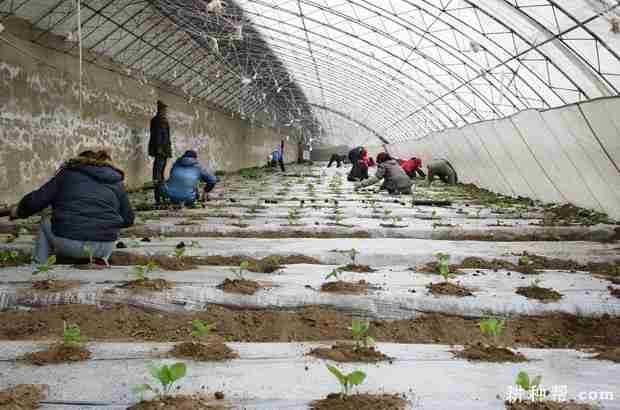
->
<box><xmin>190</xmin><ymin>319</ymin><xmax>213</xmax><ymax>339</ymax></box>
<box><xmin>133</xmin><ymin>362</ymin><xmax>187</xmax><ymax>399</ymax></box>
<box><xmin>326</xmin><ymin>364</ymin><xmax>366</xmax><ymax>398</ymax></box>
<box><xmin>131</xmin><ymin>260</ymin><xmax>158</xmax><ymax>281</ymax></box>
<box><xmin>479</xmin><ymin>318</ymin><xmax>505</xmax><ymax>346</ymax></box>
<box><xmin>0</xmin><ymin>250</ymin><xmax>19</xmax><ymax>264</ymax></box>
<box><xmin>63</xmin><ymin>321</ymin><xmax>86</xmax><ymax>345</ymax></box>
<box><xmin>518</xmin><ymin>255</ymin><xmax>530</xmax><ymax>266</ymax></box>
<box><xmin>325</xmin><ymin>268</ymin><xmax>340</xmax><ymax>281</ymax></box>
<box><xmin>433</xmin><ymin>252</ymin><xmax>456</xmax><ymax>282</ymax></box>
<box><xmin>350</xmin><ymin>320</ymin><xmax>375</xmax><ymax>350</ymax></box>
<box><xmin>515</xmin><ymin>371</ymin><xmax>543</xmax><ymax>398</ymax></box>
<box><xmin>288</xmin><ymin>208</ymin><xmax>301</xmax><ymax>225</ymax></box>
<box><xmin>174</xmin><ymin>247</ymin><xmax>186</xmax><ymax>259</ymax></box>
<box><xmin>231</xmin><ymin>260</ymin><xmax>250</xmax><ymax>280</ymax></box>
<box><xmin>33</xmin><ymin>255</ymin><xmax>56</xmax><ymax>278</ymax></box>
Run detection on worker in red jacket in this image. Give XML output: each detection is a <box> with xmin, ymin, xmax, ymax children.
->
<box><xmin>399</xmin><ymin>157</ymin><xmax>426</xmax><ymax>178</ymax></box>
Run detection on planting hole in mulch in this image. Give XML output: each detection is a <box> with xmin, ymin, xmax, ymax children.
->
<box><xmin>31</xmin><ymin>280</ymin><xmax>80</xmax><ymax>292</ymax></box>
<box><xmin>127</xmin><ymin>395</ymin><xmax>226</xmax><ymax>410</ymax></box>
<box><xmin>308</xmin><ymin>343</ymin><xmax>390</xmax><ymax>362</ymax></box>
<box><xmin>516</xmin><ymin>286</ymin><xmax>563</xmax><ymax>302</ymax></box>
<box><xmin>427</xmin><ymin>281</ymin><xmax>474</xmax><ymax>297</ymax></box>
<box><xmin>379</xmin><ymin>223</ymin><xmax>408</xmax><ymax>228</ymax></box>
<box><xmin>17</xmin><ymin>343</ymin><xmax>91</xmax><ymax>365</ymax></box>
<box><xmin>0</xmin><ymin>384</ymin><xmax>47</xmax><ymax>410</ymax></box>
<box><xmin>453</xmin><ymin>343</ymin><xmax>527</xmax><ymax>362</ymax></box>
<box><xmin>310</xmin><ymin>393</ymin><xmax>407</xmax><ymax>410</ymax></box>
<box><xmin>505</xmin><ymin>400</ymin><xmax>597</xmax><ymax>410</ymax></box>
<box><xmin>592</xmin><ymin>347</ymin><xmax>620</xmax><ymax>363</ymax></box>
<box><xmin>416</xmin><ymin>262</ymin><xmax>464</xmax><ymax>275</ymax></box>
<box><xmin>321</xmin><ymin>280</ymin><xmax>370</xmax><ymax>295</ymax></box>
<box><xmin>170</xmin><ymin>341</ymin><xmax>238</xmax><ymax>362</ymax></box>
<box><xmin>217</xmin><ymin>278</ymin><xmax>262</xmax><ymax>295</ymax></box>
<box><xmin>338</xmin><ymin>264</ymin><xmax>376</xmax><ymax>273</ymax></box>
<box><xmin>118</xmin><ymin>279</ymin><xmax>174</xmax><ymax>291</ymax></box>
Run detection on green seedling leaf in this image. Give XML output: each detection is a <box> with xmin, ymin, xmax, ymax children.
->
<box><xmin>63</xmin><ymin>321</ymin><xmax>85</xmax><ymax>345</ymax></box>
<box><xmin>190</xmin><ymin>320</ymin><xmax>212</xmax><ymax>339</ymax></box>
<box><xmin>175</xmin><ymin>247</ymin><xmax>186</xmax><ymax>259</ymax></box>
<box><xmin>132</xmin><ymin>384</ymin><xmax>152</xmax><ymax>395</ymax></box>
<box><xmin>348</xmin><ymin>370</ymin><xmax>366</xmax><ymax>386</ymax></box>
<box><xmin>325</xmin><ymin>269</ymin><xmax>339</xmax><ymax>281</ymax></box>
<box><xmin>479</xmin><ymin>318</ymin><xmax>505</xmax><ymax>345</ymax></box>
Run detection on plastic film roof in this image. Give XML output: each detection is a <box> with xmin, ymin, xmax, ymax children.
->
<box><xmin>1</xmin><ymin>0</ymin><xmax>619</xmax><ymax>146</ymax></box>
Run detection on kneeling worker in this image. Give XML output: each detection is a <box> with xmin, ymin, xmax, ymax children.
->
<box><xmin>160</xmin><ymin>150</ymin><xmax>218</xmax><ymax>205</ymax></box>
<box><xmin>9</xmin><ymin>150</ymin><xmax>134</xmax><ymax>264</ymax></box>
<box><xmin>354</xmin><ymin>152</ymin><xmax>413</xmax><ymax>194</ymax></box>
<box><xmin>400</xmin><ymin>157</ymin><xmax>426</xmax><ymax>178</ymax></box>
<box><xmin>269</xmin><ymin>142</ymin><xmax>285</xmax><ymax>172</ymax></box>
<box><xmin>427</xmin><ymin>159</ymin><xmax>458</xmax><ymax>185</ymax></box>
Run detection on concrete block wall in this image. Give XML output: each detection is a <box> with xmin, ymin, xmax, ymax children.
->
<box><xmin>387</xmin><ymin>98</ymin><xmax>620</xmax><ymax>220</ymax></box>
<box><xmin>0</xmin><ymin>22</ymin><xmax>298</xmax><ymax>204</ymax></box>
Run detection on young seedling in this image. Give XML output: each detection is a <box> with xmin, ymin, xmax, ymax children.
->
<box><xmin>33</xmin><ymin>255</ymin><xmax>56</xmax><ymax>278</ymax></box>
<box><xmin>479</xmin><ymin>318</ymin><xmax>505</xmax><ymax>346</ymax></box>
<box><xmin>190</xmin><ymin>319</ymin><xmax>212</xmax><ymax>340</ymax></box>
<box><xmin>174</xmin><ymin>247</ymin><xmax>186</xmax><ymax>259</ymax></box>
<box><xmin>383</xmin><ymin>208</ymin><xmax>392</xmax><ymax>219</ymax></box>
<box><xmin>326</xmin><ymin>364</ymin><xmax>366</xmax><ymax>398</ymax></box>
<box><xmin>515</xmin><ymin>371</ymin><xmax>544</xmax><ymax>399</ymax></box>
<box><xmin>131</xmin><ymin>260</ymin><xmax>158</xmax><ymax>281</ymax></box>
<box><xmin>231</xmin><ymin>260</ymin><xmax>250</xmax><ymax>280</ymax></box>
<box><xmin>63</xmin><ymin>321</ymin><xmax>86</xmax><ymax>345</ymax></box>
<box><xmin>133</xmin><ymin>362</ymin><xmax>187</xmax><ymax>399</ymax></box>
<box><xmin>348</xmin><ymin>248</ymin><xmax>359</xmax><ymax>265</ymax></box>
<box><xmin>391</xmin><ymin>216</ymin><xmax>403</xmax><ymax>226</ymax></box>
<box><xmin>288</xmin><ymin>208</ymin><xmax>301</xmax><ymax>225</ymax></box>
<box><xmin>334</xmin><ymin>214</ymin><xmax>344</xmax><ymax>225</ymax></box>
<box><xmin>350</xmin><ymin>320</ymin><xmax>375</xmax><ymax>350</ymax></box>
<box><xmin>518</xmin><ymin>255</ymin><xmax>530</xmax><ymax>266</ymax></box>
<box><xmin>0</xmin><ymin>250</ymin><xmax>19</xmax><ymax>264</ymax></box>
<box><xmin>433</xmin><ymin>252</ymin><xmax>456</xmax><ymax>282</ymax></box>
<box><xmin>325</xmin><ymin>268</ymin><xmax>340</xmax><ymax>281</ymax></box>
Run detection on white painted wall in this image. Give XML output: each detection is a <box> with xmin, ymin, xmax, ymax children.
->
<box><xmin>387</xmin><ymin>97</ymin><xmax>620</xmax><ymax>220</ymax></box>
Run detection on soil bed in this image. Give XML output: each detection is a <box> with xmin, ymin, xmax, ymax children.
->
<box><xmin>592</xmin><ymin>347</ymin><xmax>620</xmax><ymax>363</ymax></box>
<box><xmin>170</xmin><ymin>341</ymin><xmax>238</xmax><ymax>361</ymax></box>
<box><xmin>217</xmin><ymin>278</ymin><xmax>262</xmax><ymax>295</ymax></box>
<box><xmin>427</xmin><ymin>281</ymin><xmax>473</xmax><ymax>297</ymax></box>
<box><xmin>128</xmin><ymin>395</ymin><xmax>225</xmax><ymax>410</ymax></box>
<box><xmin>31</xmin><ymin>279</ymin><xmax>80</xmax><ymax>292</ymax></box>
<box><xmin>1</xmin><ymin>305</ymin><xmax>619</xmax><ymax>347</ymax></box>
<box><xmin>516</xmin><ymin>286</ymin><xmax>563</xmax><ymax>302</ymax></box>
<box><xmin>310</xmin><ymin>393</ymin><xmax>407</xmax><ymax>410</ymax></box>
<box><xmin>124</xmin><ymin>228</ymin><xmax>372</xmax><ymax>239</ymax></box>
<box><xmin>608</xmin><ymin>286</ymin><xmax>620</xmax><ymax>298</ymax></box>
<box><xmin>108</xmin><ymin>254</ymin><xmax>197</xmax><ymax>271</ymax></box>
<box><xmin>118</xmin><ymin>279</ymin><xmax>174</xmax><ymax>291</ymax></box>
<box><xmin>308</xmin><ymin>343</ymin><xmax>390</xmax><ymax>362</ymax></box>
<box><xmin>17</xmin><ymin>343</ymin><xmax>91</xmax><ymax>365</ymax></box>
<box><xmin>338</xmin><ymin>264</ymin><xmax>376</xmax><ymax>273</ymax></box>
<box><xmin>505</xmin><ymin>400</ymin><xmax>596</xmax><ymax>410</ymax></box>
<box><xmin>453</xmin><ymin>343</ymin><xmax>527</xmax><ymax>362</ymax></box>
<box><xmin>0</xmin><ymin>384</ymin><xmax>46</xmax><ymax>409</ymax></box>
<box><xmin>321</xmin><ymin>280</ymin><xmax>370</xmax><ymax>295</ymax></box>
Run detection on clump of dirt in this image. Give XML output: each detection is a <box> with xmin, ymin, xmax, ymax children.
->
<box><xmin>506</xmin><ymin>400</ymin><xmax>596</xmax><ymax>410</ymax></box>
<box><xmin>453</xmin><ymin>343</ymin><xmax>527</xmax><ymax>362</ymax></box>
<box><xmin>0</xmin><ymin>384</ymin><xmax>47</xmax><ymax>409</ymax></box>
<box><xmin>592</xmin><ymin>347</ymin><xmax>620</xmax><ymax>363</ymax></box>
<box><xmin>460</xmin><ymin>257</ymin><xmax>539</xmax><ymax>274</ymax></box>
<box><xmin>17</xmin><ymin>343</ymin><xmax>91</xmax><ymax>365</ymax></box>
<box><xmin>416</xmin><ymin>262</ymin><xmax>464</xmax><ymax>275</ymax></box>
<box><xmin>128</xmin><ymin>395</ymin><xmax>225</xmax><ymax>410</ymax></box>
<box><xmin>170</xmin><ymin>341</ymin><xmax>238</xmax><ymax>362</ymax></box>
<box><xmin>109</xmin><ymin>254</ymin><xmax>196</xmax><ymax>271</ymax></box>
<box><xmin>311</xmin><ymin>393</ymin><xmax>407</xmax><ymax>410</ymax></box>
<box><xmin>321</xmin><ymin>280</ymin><xmax>370</xmax><ymax>295</ymax></box>
<box><xmin>516</xmin><ymin>286</ymin><xmax>563</xmax><ymax>302</ymax></box>
<box><xmin>338</xmin><ymin>264</ymin><xmax>376</xmax><ymax>273</ymax></box>
<box><xmin>427</xmin><ymin>282</ymin><xmax>473</xmax><ymax>297</ymax></box>
<box><xmin>217</xmin><ymin>278</ymin><xmax>262</xmax><ymax>295</ymax></box>
<box><xmin>608</xmin><ymin>286</ymin><xmax>620</xmax><ymax>298</ymax></box>
<box><xmin>119</xmin><ymin>279</ymin><xmax>174</xmax><ymax>291</ymax></box>
<box><xmin>308</xmin><ymin>343</ymin><xmax>390</xmax><ymax>362</ymax></box>
<box><xmin>31</xmin><ymin>280</ymin><xmax>80</xmax><ymax>292</ymax></box>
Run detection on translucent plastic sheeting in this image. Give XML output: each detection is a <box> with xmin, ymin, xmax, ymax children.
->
<box><xmin>580</xmin><ymin>98</ymin><xmax>620</xmax><ymax>172</ymax></box>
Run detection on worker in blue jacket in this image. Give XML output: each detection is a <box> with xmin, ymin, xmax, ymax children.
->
<box><xmin>160</xmin><ymin>150</ymin><xmax>218</xmax><ymax>205</ymax></box>
<box><xmin>268</xmin><ymin>140</ymin><xmax>285</xmax><ymax>172</ymax></box>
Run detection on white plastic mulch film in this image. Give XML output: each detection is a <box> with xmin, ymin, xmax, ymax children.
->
<box><xmin>2</xmin><ymin>0</ymin><xmax>619</xmax><ymax>147</ymax></box>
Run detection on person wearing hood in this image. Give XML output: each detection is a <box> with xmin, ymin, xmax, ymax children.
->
<box><xmin>160</xmin><ymin>150</ymin><xmax>218</xmax><ymax>205</ymax></box>
<box><xmin>427</xmin><ymin>158</ymin><xmax>458</xmax><ymax>185</ymax></box>
<box><xmin>149</xmin><ymin>100</ymin><xmax>172</xmax><ymax>204</ymax></box>
<box><xmin>268</xmin><ymin>140</ymin><xmax>285</xmax><ymax>172</ymax></box>
<box><xmin>347</xmin><ymin>146</ymin><xmax>369</xmax><ymax>182</ymax></box>
<box><xmin>354</xmin><ymin>152</ymin><xmax>413</xmax><ymax>194</ymax></box>
<box><xmin>8</xmin><ymin>150</ymin><xmax>134</xmax><ymax>264</ymax></box>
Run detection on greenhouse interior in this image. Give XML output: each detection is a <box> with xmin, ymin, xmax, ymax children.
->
<box><xmin>0</xmin><ymin>0</ymin><xmax>619</xmax><ymax>409</ymax></box>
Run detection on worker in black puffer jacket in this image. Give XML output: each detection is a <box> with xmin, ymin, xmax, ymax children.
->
<box><xmin>9</xmin><ymin>150</ymin><xmax>134</xmax><ymax>264</ymax></box>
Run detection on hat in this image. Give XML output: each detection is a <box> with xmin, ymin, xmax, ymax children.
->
<box><xmin>376</xmin><ymin>152</ymin><xmax>390</xmax><ymax>163</ymax></box>
<box><xmin>183</xmin><ymin>150</ymin><xmax>198</xmax><ymax>159</ymax></box>
<box><xmin>157</xmin><ymin>100</ymin><xmax>167</xmax><ymax>109</ymax></box>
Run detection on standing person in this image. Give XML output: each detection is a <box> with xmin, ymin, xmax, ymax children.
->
<box><xmin>354</xmin><ymin>152</ymin><xmax>413</xmax><ymax>194</ymax></box>
<box><xmin>8</xmin><ymin>150</ymin><xmax>134</xmax><ymax>264</ymax></box>
<box><xmin>427</xmin><ymin>159</ymin><xmax>458</xmax><ymax>185</ymax></box>
<box><xmin>400</xmin><ymin>157</ymin><xmax>426</xmax><ymax>178</ymax></box>
<box><xmin>269</xmin><ymin>140</ymin><xmax>285</xmax><ymax>172</ymax></box>
<box><xmin>149</xmin><ymin>100</ymin><xmax>172</xmax><ymax>204</ymax></box>
<box><xmin>160</xmin><ymin>150</ymin><xmax>218</xmax><ymax>205</ymax></box>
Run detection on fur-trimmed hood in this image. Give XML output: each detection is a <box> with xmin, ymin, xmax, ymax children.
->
<box><xmin>60</xmin><ymin>157</ymin><xmax>125</xmax><ymax>183</ymax></box>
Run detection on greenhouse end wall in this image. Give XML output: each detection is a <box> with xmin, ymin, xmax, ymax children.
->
<box><xmin>387</xmin><ymin>98</ymin><xmax>620</xmax><ymax>220</ymax></box>
<box><xmin>0</xmin><ymin>24</ymin><xmax>298</xmax><ymax>204</ymax></box>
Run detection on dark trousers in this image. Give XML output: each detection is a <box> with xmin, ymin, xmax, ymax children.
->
<box><xmin>407</xmin><ymin>169</ymin><xmax>426</xmax><ymax>178</ymax></box>
<box><xmin>270</xmin><ymin>159</ymin><xmax>285</xmax><ymax>172</ymax></box>
<box><xmin>152</xmin><ymin>157</ymin><xmax>168</xmax><ymax>204</ymax></box>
